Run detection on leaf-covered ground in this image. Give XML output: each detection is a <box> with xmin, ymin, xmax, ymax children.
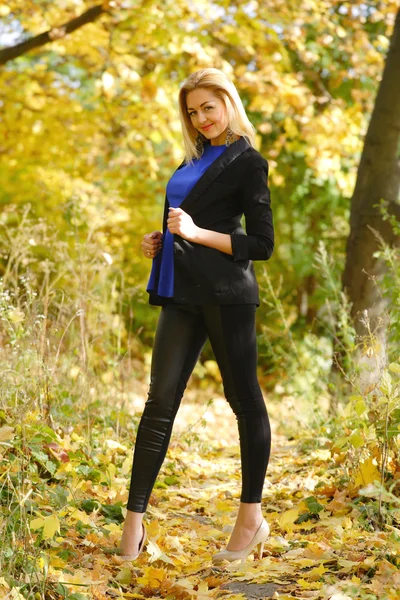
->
<box><xmin>1</xmin><ymin>385</ymin><xmax>399</xmax><ymax>600</ymax></box>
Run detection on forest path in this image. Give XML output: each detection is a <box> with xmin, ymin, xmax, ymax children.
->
<box><xmin>5</xmin><ymin>385</ymin><xmax>398</xmax><ymax>600</ymax></box>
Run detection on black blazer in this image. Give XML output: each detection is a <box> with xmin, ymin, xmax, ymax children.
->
<box><xmin>148</xmin><ymin>136</ymin><xmax>274</xmax><ymax>307</ymax></box>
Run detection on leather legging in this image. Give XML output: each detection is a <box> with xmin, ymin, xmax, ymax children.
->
<box><xmin>127</xmin><ymin>303</ymin><xmax>271</xmax><ymax>513</ymax></box>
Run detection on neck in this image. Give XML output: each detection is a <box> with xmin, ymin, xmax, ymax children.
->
<box><xmin>211</xmin><ymin>129</ymin><xmax>228</xmax><ymax>146</ymax></box>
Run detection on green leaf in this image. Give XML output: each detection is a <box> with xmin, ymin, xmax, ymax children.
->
<box><xmin>80</xmin><ymin>499</ymin><xmax>101</xmax><ymax>514</ymax></box>
<box><xmin>164</xmin><ymin>475</ymin><xmax>179</xmax><ymax>486</ymax></box>
<box><xmin>349</xmin><ymin>432</ymin><xmax>365</xmax><ymax>449</ymax></box>
<box><xmin>304</xmin><ymin>496</ymin><xmax>324</xmax><ymax>514</ymax></box>
<box><xmin>354</xmin><ymin>398</ymin><xmax>367</xmax><ymax>416</ymax></box>
<box><xmin>101</xmin><ymin>504</ymin><xmax>123</xmax><ymax>523</ymax></box>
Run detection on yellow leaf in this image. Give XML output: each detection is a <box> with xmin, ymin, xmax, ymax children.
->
<box><xmin>137</xmin><ymin>566</ymin><xmax>167</xmax><ymax>588</ymax></box>
<box><xmin>116</xmin><ymin>568</ymin><xmax>132</xmax><ymax>585</ymax></box>
<box><xmin>279</xmin><ymin>508</ymin><xmax>299</xmax><ymax>532</ymax></box>
<box><xmin>146</xmin><ymin>519</ymin><xmax>162</xmax><ymax>537</ymax></box>
<box><xmin>0</xmin><ymin>426</ymin><xmax>14</xmax><ymax>443</ymax></box>
<box><xmin>0</xmin><ymin>576</ymin><xmax>10</xmax><ymax>591</ymax></box>
<box><xmin>146</xmin><ymin>539</ymin><xmax>175</xmax><ymax>565</ymax></box>
<box><xmin>204</xmin><ymin>360</ymin><xmax>221</xmax><ymax>381</ymax></box>
<box><xmin>206</xmin><ymin>528</ymin><xmax>226</xmax><ymax>540</ymax></box>
<box><xmin>354</xmin><ymin>457</ymin><xmax>381</xmax><ymax>487</ymax></box>
<box><xmin>362</xmin><ymin>556</ymin><xmax>376</xmax><ymax>567</ymax></box>
<box><xmin>307</xmin><ymin>563</ymin><xmax>326</xmax><ymax>579</ymax></box>
<box><xmin>7</xmin><ymin>308</ymin><xmax>24</xmax><ymax>323</ymax></box>
<box><xmin>103</xmin><ymin>523</ymin><xmax>120</xmax><ymax>534</ymax></box>
<box><xmin>107</xmin><ymin>463</ymin><xmax>116</xmax><ymax>481</ymax></box>
<box><xmin>349</xmin><ymin>432</ymin><xmax>364</xmax><ymax>449</ymax></box>
<box><xmin>284</xmin><ymin>116</ymin><xmax>298</xmax><ymax>137</ymax></box>
<box><xmin>354</xmin><ymin>398</ymin><xmax>367</xmax><ymax>416</ymax></box>
<box><xmin>311</xmin><ymin>449</ymin><xmax>331</xmax><ymax>461</ymax></box>
<box><xmin>146</xmin><ymin>538</ymin><xmax>163</xmax><ymax>563</ymax></box>
<box><xmin>294</xmin><ymin>558</ymin><xmax>316</xmax><ymax>568</ymax></box>
<box><xmin>49</xmin><ymin>555</ymin><xmax>66</xmax><ymax>568</ymax></box>
<box><xmin>69</xmin><ymin>366</ymin><xmax>80</xmax><ymax>380</ymax></box>
<box><xmin>59</xmin><ymin>569</ymin><xmax>95</xmax><ymax>589</ymax></box>
<box><xmin>101</xmin><ymin>371</ymin><xmax>114</xmax><ymax>384</ymax></box>
<box><xmin>43</xmin><ymin>515</ymin><xmax>60</xmax><ymax>539</ymax></box>
<box><xmin>30</xmin><ymin>517</ymin><xmax>45</xmax><ymax>531</ymax></box>
<box><xmin>30</xmin><ymin>515</ymin><xmax>60</xmax><ymax>539</ymax></box>
<box><xmin>215</xmin><ymin>500</ymin><xmax>234</xmax><ymax>513</ymax></box>
<box><xmin>9</xmin><ymin>589</ymin><xmax>26</xmax><ymax>600</ymax></box>
<box><xmin>67</xmin><ymin>509</ymin><xmax>93</xmax><ymax>525</ymax></box>
<box><xmin>120</xmin><ymin>456</ymin><xmax>132</xmax><ymax>475</ymax></box>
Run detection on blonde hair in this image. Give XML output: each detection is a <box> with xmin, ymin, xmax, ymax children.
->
<box><xmin>178</xmin><ymin>68</ymin><xmax>256</xmax><ymax>164</ymax></box>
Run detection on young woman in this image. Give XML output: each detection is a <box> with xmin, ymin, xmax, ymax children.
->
<box><xmin>117</xmin><ymin>68</ymin><xmax>274</xmax><ymax>565</ymax></box>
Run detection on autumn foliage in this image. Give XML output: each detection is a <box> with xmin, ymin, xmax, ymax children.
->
<box><xmin>0</xmin><ymin>1</ymin><xmax>399</xmax><ymax>599</ymax></box>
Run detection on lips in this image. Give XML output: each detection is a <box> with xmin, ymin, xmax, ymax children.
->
<box><xmin>201</xmin><ymin>124</ymin><xmax>213</xmax><ymax>131</ymax></box>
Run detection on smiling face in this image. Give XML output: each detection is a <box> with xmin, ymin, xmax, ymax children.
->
<box><xmin>186</xmin><ymin>87</ymin><xmax>229</xmax><ymax>146</ymax></box>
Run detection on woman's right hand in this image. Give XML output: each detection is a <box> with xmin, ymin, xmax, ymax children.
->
<box><xmin>142</xmin><ymin>231</ymin><xmax>163</xmax><ymax>259</ymax></box>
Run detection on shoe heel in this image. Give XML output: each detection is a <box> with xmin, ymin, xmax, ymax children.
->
<box><xmin>259</xmin><ymin>541</ymin><xmax>265</xmax><ymax>559</ymax></box>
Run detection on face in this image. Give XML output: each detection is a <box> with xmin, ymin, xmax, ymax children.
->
<box><xmin>186</xmin><ymin>88</ymin><xmax>228</xmax><ymax>145</ymax></box>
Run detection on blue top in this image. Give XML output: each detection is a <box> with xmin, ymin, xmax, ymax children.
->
<box><xmin>146</xmin><ymin>142</ymin><xmax>227</xmax><ymax>298</ymax></box>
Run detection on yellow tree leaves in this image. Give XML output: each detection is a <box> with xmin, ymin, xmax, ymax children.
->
<box><xmin>1</xmin><ymin>0</ymin><xmax>398</xmax><ymax>306</ymax></box>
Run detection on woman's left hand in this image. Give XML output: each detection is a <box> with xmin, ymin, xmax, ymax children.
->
<box><xmin>167</xmin><ymin>207</ymin><xmax>199</xmax><ymax>241</ymax></box>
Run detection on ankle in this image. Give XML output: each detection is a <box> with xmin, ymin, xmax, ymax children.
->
<box><xmin>236</xmin><ymin>516</ymin><xmax>263</xmax><ymax>528</ymax></box>
<box><xmin>124</xmin><ymin>510</ymin><xmax>144</xmax><ymax>525</ymax></box>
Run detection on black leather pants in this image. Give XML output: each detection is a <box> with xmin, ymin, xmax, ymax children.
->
<box><xmin>127</xmin><ymin>303</ymin><xmax>271</xmax><ymax>512</ymax></box>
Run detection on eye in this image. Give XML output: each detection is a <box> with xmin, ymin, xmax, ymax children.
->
<box><xmin>188</xmin><ymin>105</ymin><xmax>213</xmax><ymax>117</ymax></box>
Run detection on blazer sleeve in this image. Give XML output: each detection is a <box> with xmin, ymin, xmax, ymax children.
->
<box><xmin>230</xmin><ymin>159</ymin><xmax>274</xmax><ymax>262</ymax></box>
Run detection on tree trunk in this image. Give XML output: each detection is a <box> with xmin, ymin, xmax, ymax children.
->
<box><xmin>339</xmin><ymin>9</ymin><xmax>400</xmax><ymax>394</ymax></box>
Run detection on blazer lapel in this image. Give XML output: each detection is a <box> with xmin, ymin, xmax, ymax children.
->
<box><xmin>178</xmin><ymin>136</ymin><xmax>250</xmax><ymax>215</ymax></box>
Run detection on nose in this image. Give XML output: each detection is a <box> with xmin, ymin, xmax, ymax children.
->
<box><xmin>198</xmin><ymin>111</ymin><xmax>208</xmax><ymax>123</ymax></box>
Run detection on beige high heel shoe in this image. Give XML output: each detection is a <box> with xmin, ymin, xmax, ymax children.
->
<box><xmin>212</xmin><ymin>518</ymin><xmax>270</xmax><ymax>565</ymax></box>
<box><xmin>114</xmin><ymin>522</ymin><xmax>147</xmax><ymax>563</ymax></box>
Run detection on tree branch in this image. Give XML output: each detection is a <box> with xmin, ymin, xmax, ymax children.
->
<box><xmin>0</xmin><ymin>4</ymin><xmax>108</xmax><ymax>65</ymax></box>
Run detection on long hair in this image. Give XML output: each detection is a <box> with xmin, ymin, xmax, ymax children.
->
<box><xmin>178</xmin><ymin>68</ymin><xmax>256</xmax><ymax>165</ymax></box>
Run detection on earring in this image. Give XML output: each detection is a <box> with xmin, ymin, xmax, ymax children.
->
<box><xmin>225</xmin><ymin>126</ymin><xmax>237</xmax><ymax>147</ymax></box>
<box><xmin>195</xmin><ymin>133</ymin><xmax>206</xmax><ymax>156</ymax></box>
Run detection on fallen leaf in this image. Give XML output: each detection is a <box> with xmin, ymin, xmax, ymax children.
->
<box><xmin>0</xmin><ymin>426</ymin><xmax>14</xmax><ymax>443</ymax></box>
<box><xmin>30</xmin><ymin>514</ymin><xmax>60</xmax><ymax>540</ymax></box>
<box><xmin>279</xmin><ymin>508</ymin><xmax>299</xmax><ymax>532</ymax></box>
